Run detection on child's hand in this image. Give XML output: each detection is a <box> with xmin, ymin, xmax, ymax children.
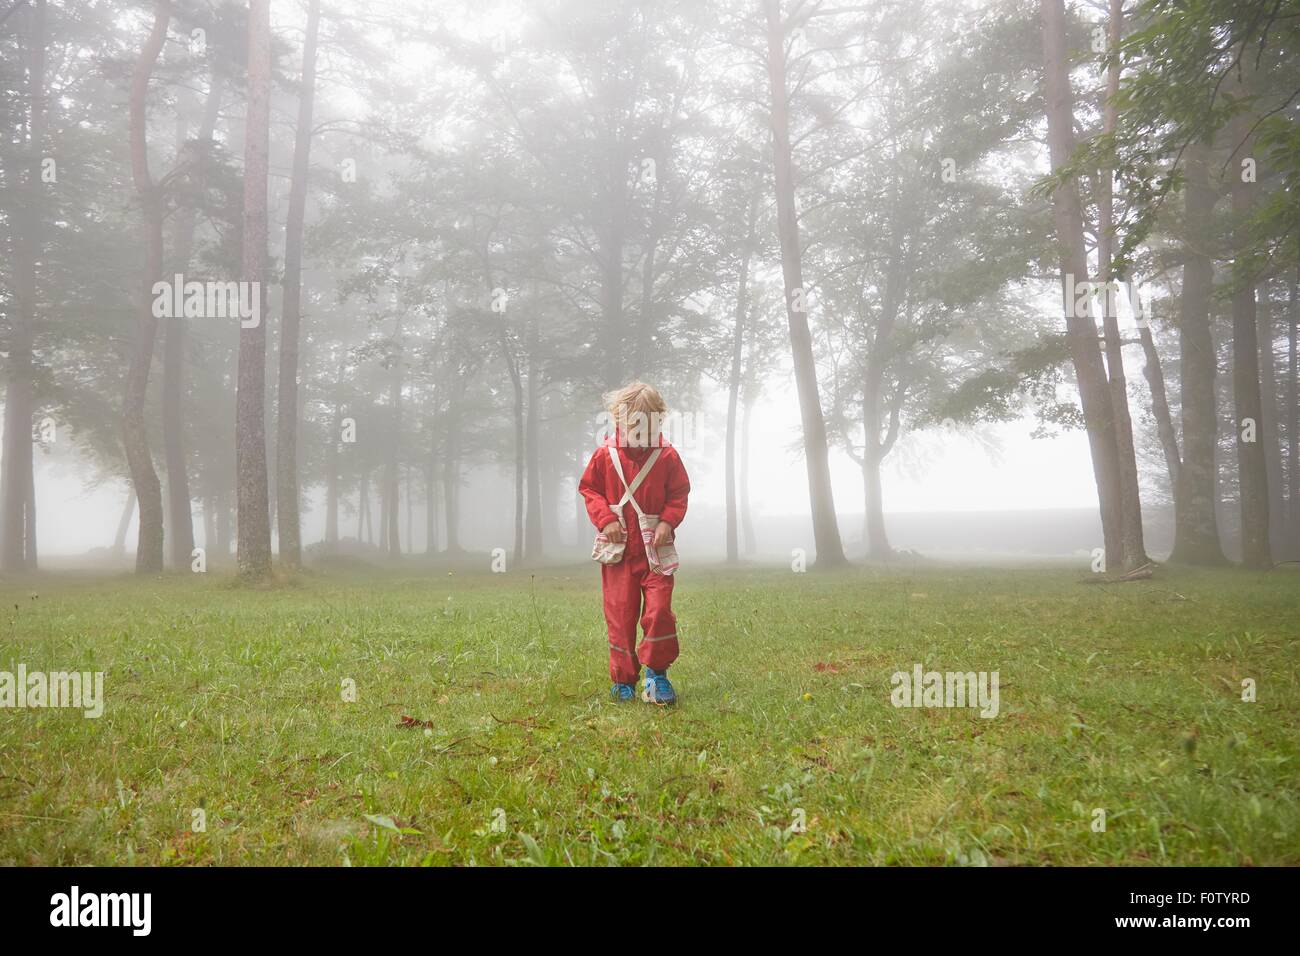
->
<box><xmin>602</xmin><ymin>521</ymin><xmax>624</xmax><ymax>543</ymax></box>
<box><xmin>653</xmin><ymin>521</ymin><xmax>674</xmax><ymax>547</ymax></box>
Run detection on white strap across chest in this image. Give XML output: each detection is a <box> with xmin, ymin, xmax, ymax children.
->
<box><xmin>607</xmin><ymin>445</ymin><xmax>661</xmax><ymax>519</ymax></box>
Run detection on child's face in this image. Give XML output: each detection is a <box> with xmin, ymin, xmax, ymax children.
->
<box><xmin>617</xmin><ymin>407</ymin><xmax>662</xmax><ymax>447</ymax></box>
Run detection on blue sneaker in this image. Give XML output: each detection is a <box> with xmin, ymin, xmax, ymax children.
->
<box><xmin>642</xmin><ymin>667</ymin><xmax>676</xmax><ymax>705</ymax></box>
<box><xmin>611</xmin><ymin>682</ymin><xmax>635</xmax><ymax>701</ymax></box>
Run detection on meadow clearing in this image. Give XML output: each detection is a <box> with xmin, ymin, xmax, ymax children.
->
<box><xmin>0</xmin><ymin>562</ymin><xmax>1296</xmax><ymax>866</ymax></box>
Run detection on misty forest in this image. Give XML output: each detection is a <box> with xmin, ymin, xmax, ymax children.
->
<box><xmin>0</xmin><ymin>0</ymin><xmax>1297</xmax><ymax>867</ymax></box>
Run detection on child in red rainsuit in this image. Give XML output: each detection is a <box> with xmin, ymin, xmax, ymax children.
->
<box><xmin>580</xmin><ymin>382</ymin><xmax>690</xmax><ymax>704</ymax></box>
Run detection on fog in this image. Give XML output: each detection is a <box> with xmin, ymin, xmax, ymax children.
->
<box><xmin>37</xmin><ymin>397</ymin><xmax>1106</xmax><ymax>562</ymax></box>
<box><xmin>3</xmin><ymin>0</ymin><xmax>1296</xmax><ymax>574</ymax></box>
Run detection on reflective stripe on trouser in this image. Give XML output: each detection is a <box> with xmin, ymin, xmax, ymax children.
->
<box><xmin>601</xmin><ymin>548</ymin><xmax>679</xmax><ymax>685</ymax></box>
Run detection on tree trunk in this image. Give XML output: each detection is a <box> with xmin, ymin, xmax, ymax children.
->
<box><xmin>1257</xmin><ymin>287</ymin><xmax>1285</xmax><ymax>560</ymax></box>
<box><xmin>1227</xmin><ymin>81</ymin><xmax>1270</xmax><ymax>569</ymax></box>
<box><xmin>162</xmin><ymin>75</ymin><xmax>222</xmax><ymax>571</ymax></box>
<box><xmin>425</xmin><ymin>412</ymin><xmax>439</xmax><ymax>555</ymax></box>
<box><xmin>861</xmin><ymin>372</ymin><xmax>904</xmax><ymax>560</ymax></box>
<box><xmin>1170</xmin><ymin>144</ymin><xmax>1226</xmax><ymax>564</ymax></box>
<box><xmin>740</xmin><ymin>389</ymin><xmax>757</xmax><ymax>555</ymax></box>
<box><xmin>862</xmin><ymin>451</ymin><xmax>890</xmax><ymax>559</ymax></box>
<box><xmin>123</xmin><ymin>0</ymin><xmax>170</xmax><ymax>575</ymax></box>
<box><xmin>443</xmin><ymin>397</ymin><xmax>460</xmax><ymax>552</ymax></box>
<box><xmin>1135</xmin><ymin>306</ymin><xmax>1181</xmax><ymax>530</ymax></box>
<box><xmin>1040</xmin><ymin>0</ymin><xmax>1123</xmax><ymax>570</ymax></box>
<box><xmin>236</xmin><ymin>0</ymin><xmax>273</xmax><ymax>580</ymax></box>
<box><xmin>860</xmin><ymin>371</ymin><xmax>889</xmax><ymax>561</ymax></box>
<box><xmin>24</xmin><ymin>468</ymin><xmax>36</xmax><ymax>567</ymax></box>
<box><xmin>635</xmin><ymin>157</ymin><xmax>666</xmax><ymax>377</ymax></box>
<box><xmin>276</xmin><ymin>0</ymin><xmax>321</xmax><ymax>570</ymax></box>
<box><xmin>405</xmin><ymin>465</ymin><xmax>413</xmax><ymax>555</ymax></box>
<box><xmin>379</xmin><ymin>472</ymin><xmax>390</xmax><ymax>551</ymax></box>
<box><xmin>601</xmin><ymin>138</ymin><xmax>628</xmax><ymax>387</ymax></box>
<box><xmin>385</xmin><ymin>329</ymin><xmax>402</xmax><ymax>559</ymax></box>
<box><xmin>725</xmin><ymin>194</ymin><xmax>758</xmax><ymax>563</ymax></box>
<box><xmin>1287</xmin><ymin>275</ymin><xmax>1298</xmax><ymax>556</ymax></box>
<box><xmin>216</xmin><ymin>491</ymin><xmax>232</xmax><ymax>556</ymax></box>
<box><xmin>325</xmin><ymin>402</ymin><xmax>340</xmax><ymax>546</ymax></box>
<box><xmin>161</xmin><ymin>319</ymin><xmax>190</xmax><ymax>561</ymax></box>
<box><xmin>1097</xmin><ymin>0</ymin><xmax>1148</xmax><ymax>571</ymax></box>
<box><xmin>202</xmin><ymin>494</ymin><xmax>216</xmax><ymax>556</ymax></box>
<box><xmin>113</xmin><ymin>489</ymin><xmax>136</xmax><ymax>557</ymax></box>
<box><xmin>442</xmin><ymin>454</ymin><xmax>458</xmax><ymax>552</ymax></box>
<box><xmin>860</xmin><ymin>242</ymin><xmax>908</xmax><ymax>561</ymax></box>
<box><xmin>524</xmin><ymin>307</ymin><xmax>543</xmax><ymax>561</ymax></box>
<box><xmin>575</xmin><ymin>430</ymin><xmax>588</xmax><ymax>548</ymax></box>
<box><xmin>425</xmin><ymin>465</ymin><xmax>439</xmax><ymax>555</ymax></box>
<box><xmin>493</xmin><ymin>282</ymin><xmax>526</xmax><ymax>563</ymax></box>
<box><xmin>860</xmin><ymin>443</ymin><xmax>890</xmax><ymax>560</ymax></box>
<box><xmin>540</xmin><ymin>394</ymin><xmax>559</xmax><ymax>551</ymax></box>
<box><xmin>762</xmin><ymin>0</ymin><xmax>846</xmax><ymax>568</ymax></box>
<box><xmin>357</xmin><ymin>469</ymin><xmax>369</xmax><ymax>543</ymax></box>
<box><xmin>1</xmin><ymin>0</ymin><xmax>44</xmax><ymax>572</ymax></box>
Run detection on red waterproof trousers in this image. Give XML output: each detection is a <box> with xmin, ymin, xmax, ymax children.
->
<box><xmin>601</xmin><ymin>548</ymin><xmax>678</xmax><ymax>684</ymax></box>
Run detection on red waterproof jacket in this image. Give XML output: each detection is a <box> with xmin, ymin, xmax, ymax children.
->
<box><xmin>579</xmin><ymin>434</ymin><xmax>690</xmax><ymax>557</ymax></box>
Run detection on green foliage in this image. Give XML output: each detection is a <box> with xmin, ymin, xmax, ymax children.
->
<box><xmin>934</xmin><ymin>333</ymin><xmax>1080</xmax><ymax>432</ymax></box>
<box><xmin>1111</xmin><ymin>0</ymin><xmax>1300</xmax><ymax>276</ymax></box>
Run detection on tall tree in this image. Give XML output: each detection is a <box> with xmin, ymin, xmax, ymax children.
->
<box><xmin>1287</xmin><ymin>275</ymin><xmax>1299</xmax><ymax>553</ymax></box>
<box><xmin>113</xmin><ymin>489</ymin><xmax>136</xmax><ymax>558</ymax></box>
<box><xmin>1258</xmin><ymin>286</ymin><xmax>1285</xmax><ymax>558</ymax></box>
<box><xmin>384</xmin><ymin>320</ymin><xmax>403</xmax><ymax>559</ymax></box>
<box><xmin>761</xmin><ymin>0</ymin><xmax>845</xmax><ymax>567</ymax></box>
<box><xmin>1096</xmin><ymin>0</ymin><xmax>1148</xmax><ymax>570</ymax></box>
<box><xmin>1168</xmin><ymin>144</ymin><xmax>1227</xmax><ymax>564</ymax></box>
<box><xmin>1227</xmin><ymin>62</ymin><xmax>1270</xmax><ymax>569</ymax></box>
<box><xmin>236</xmin><ymin>0</ymin><xmax>272</xmax><ymax>580</ymax></box>
<box><xmin>123</xmin><ymin>0</ymin><xmax>171</xmax><ymax>574</ymax></box>
<box><xmin>1039</xmin><ymin>0</ymin><xmax>1126</xmax><ymax>571</ymax></box>
<box><xmin>1108</xmin><ymin>0</ymin><xmax>1300</xmax><ymax>564</ymax></box>
<box><xmin>725</xmin><ymin>190</ymin><xmax>759</xmax><ymax>564</ymax></box>
<box><xmin>163</xmin><ymin>73</ymin><xmax>224</xmax><ymax>569</ymax></box>
<box><xmin>524</xmin><ymin>287</ymin><xmax>544</xmax><ymax>561</ymax></box>
<box><xmin>1</xmin><ymin>0</ymin><xmax>46</xmax><ymax>571</ymax></box>
<box><xmin>276</xmin><ymin>0</ymin><xmax>322</xmax><ymax>569</ymax></box>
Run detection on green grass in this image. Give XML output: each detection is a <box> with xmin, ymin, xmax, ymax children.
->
<box><xmin>0</xmin><ymin>562</ymin><xmax>1297</xmax><ymax>866</ymax></box>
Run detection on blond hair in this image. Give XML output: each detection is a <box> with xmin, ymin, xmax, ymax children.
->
<box><xmin>604</xmin><ymin>381</ymin><xmax>667</xmax><ymax>445</ymax></box>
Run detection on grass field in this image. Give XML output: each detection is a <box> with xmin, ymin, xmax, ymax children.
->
<box><xmin>0</xmin><ymin>562</ymin><xmax>1296</xmax><ymax>866</ymax></box>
